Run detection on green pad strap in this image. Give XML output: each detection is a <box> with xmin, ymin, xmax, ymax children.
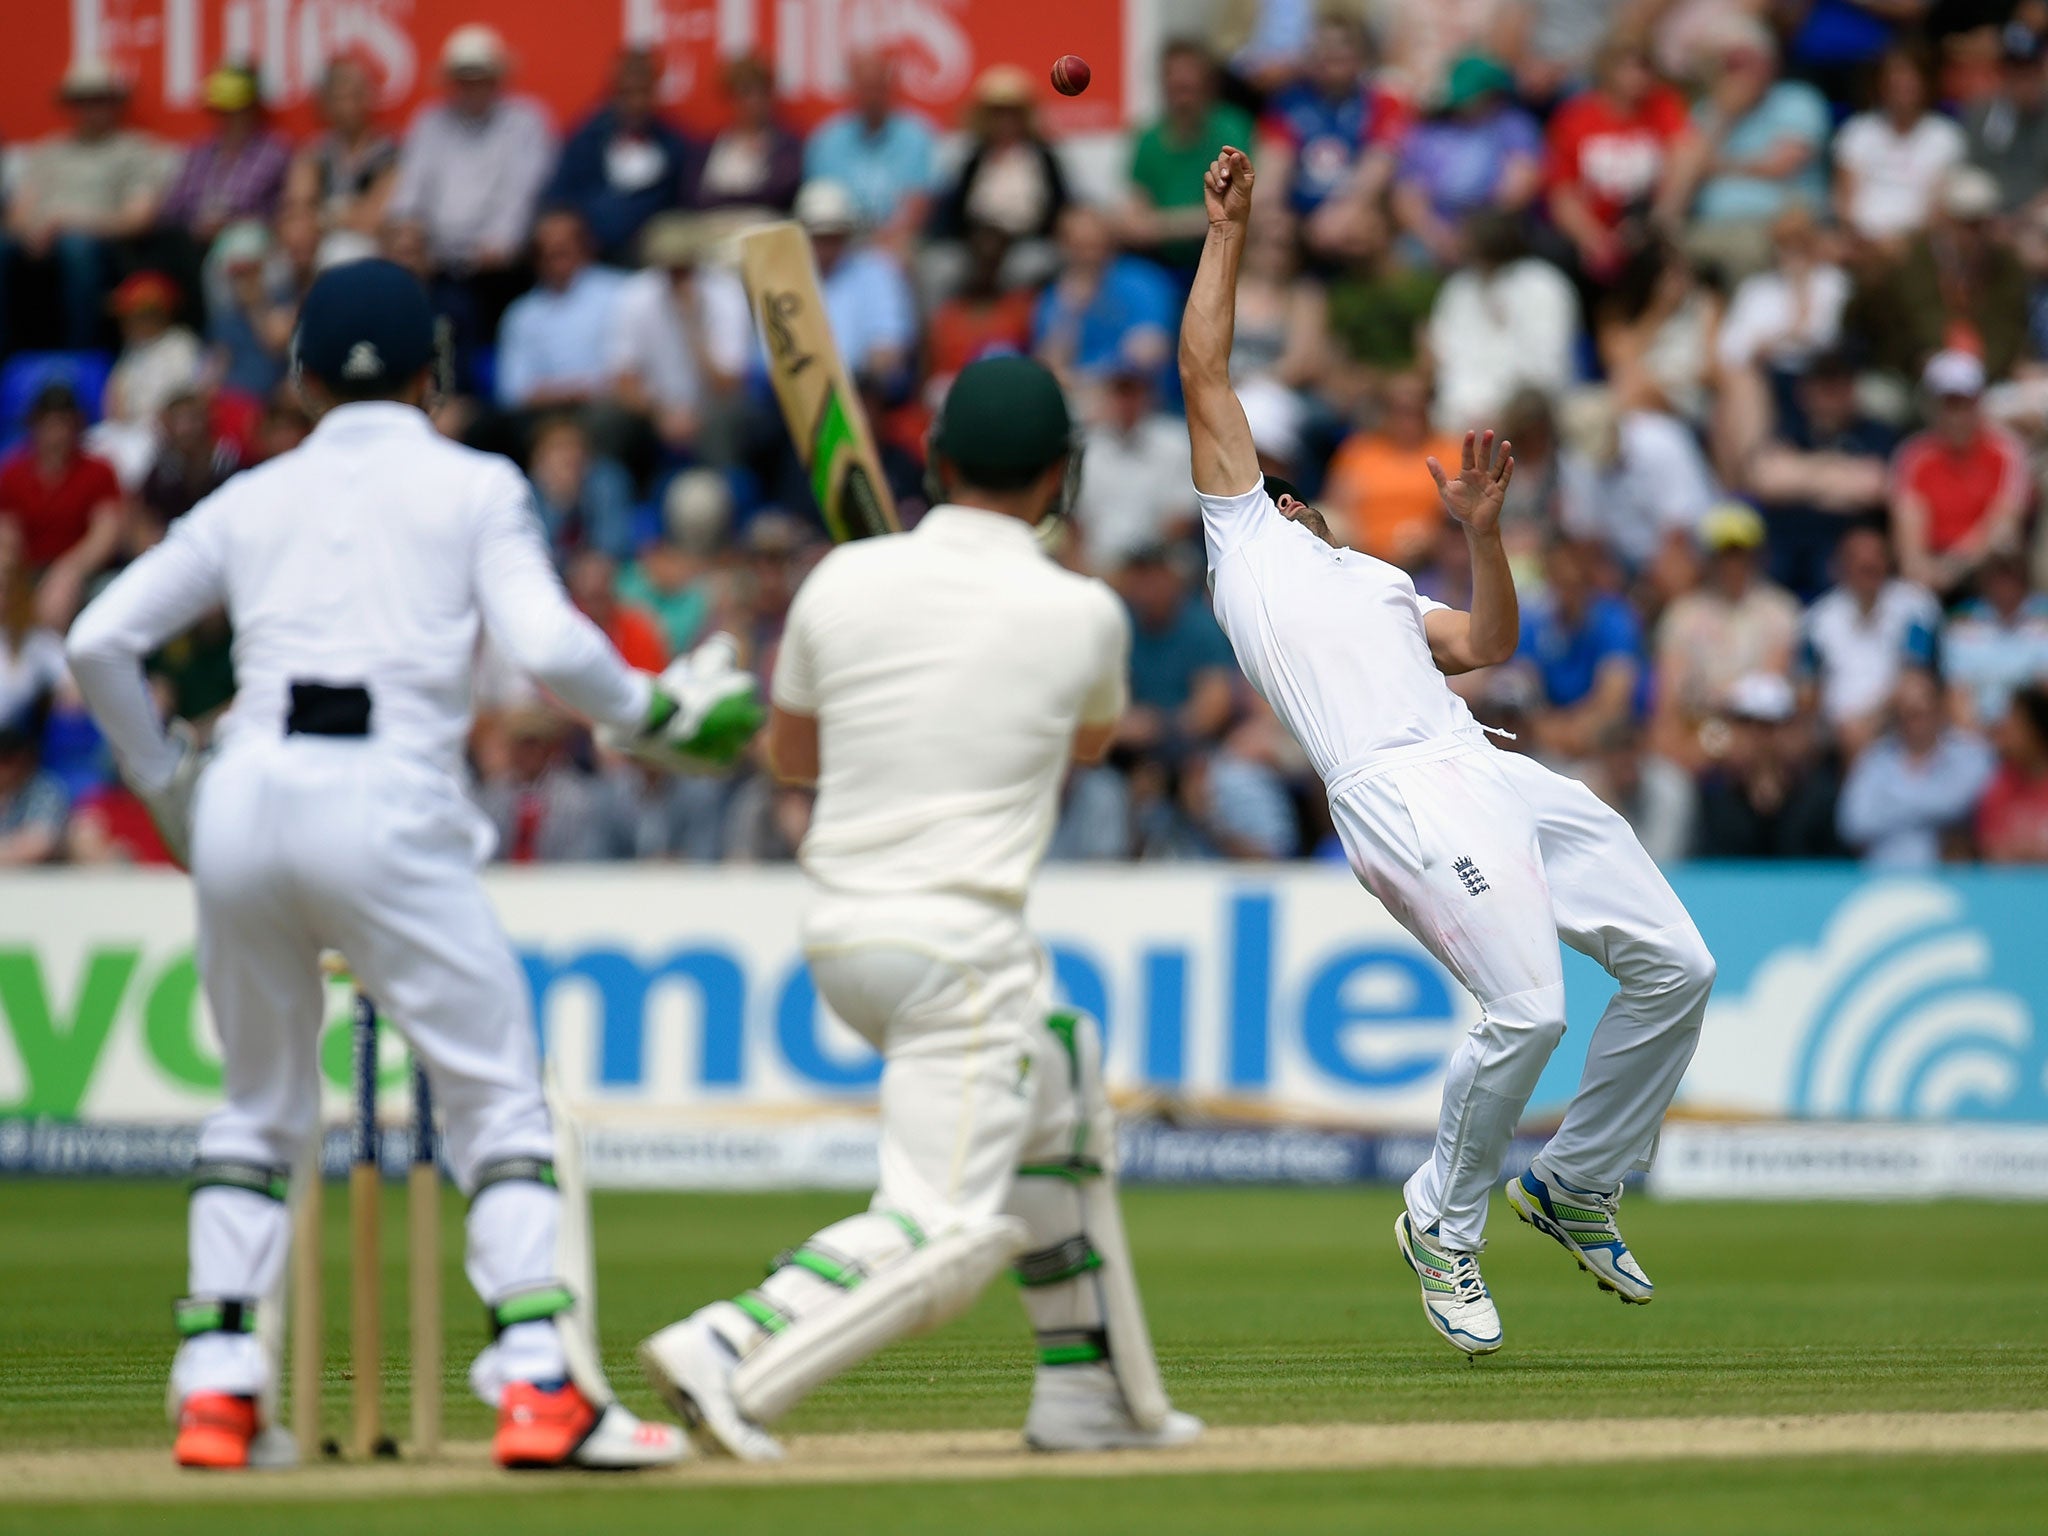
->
<box><xmin>1013</xmin><ymin>1236</ymin><xmax>1102</xmax><ymax>1288</ymax></box>
<box><xmin>1043</xmin><ymin>1010</ymin><xmax>1091</xmax><ymax>1159</ymax></box>
<box><xmin>188</xmin><ymin>1160</ymin><xmax>288</xmax><ymax>1202</ymax></box>
<box><xmin>488</xmin><ymin>1284</ymin><xmax>575</xmax><ymax>1336</ymax></box>
<box><xmin>733</xmin><ymin>1291</ymin><xmax>789</xmax><ymax>1334</ymax></box>
<box><xmin>470</xmin><ymin>1156</ymin><xmax>556</xmax><ymax>1203</ymax></box>
<box><xmin>781</xmin><ymin>1247</ymin><xmax>862</xmax><ymax>1289</ymax></box>
<box><xmin>1016</xmin><ymin>1158</ymin><xmax>1103</xmax><ymax>1183</ymax></box>
<box><xmin>1036</xmin><ymin>1327</ymin><xmax>1108</xmax><ymax>1366</ymax></box>
<box><xmin>882</xmin><ymin>1209</ymin><xmax>926</xmax><ymax>1248</ymax></box>
<box><xmin>175</xmin><ymin>1296</ymin><xmax>255</xmax><ymax>1338</ymax></box>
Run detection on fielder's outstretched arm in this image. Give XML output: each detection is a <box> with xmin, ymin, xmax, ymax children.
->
<box><xmin>1422</xmin><ymin>431</ymin><xmax>1521</xmax><ymax>674</ymax></box>
<box><xmin>1180</xmin><ymin>147</ymin><xmax>1262</xmax><ymax>499</ymax></box>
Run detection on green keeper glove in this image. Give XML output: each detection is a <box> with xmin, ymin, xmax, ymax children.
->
<box><xmin>603</xmin><ymin>633</ymin><xmax>765</xmax><ymax>774</ymax></box>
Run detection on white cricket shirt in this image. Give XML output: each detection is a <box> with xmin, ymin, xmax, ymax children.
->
<box><xmin>67</xmin><ymin>402</ymin><xmax>650</xmax><ymax>790</ymax></box>
<box><xmin>773</xmin><ymin>504</ymin><xmax>1129</xmax><ymax>904</ymax></box>
<box><xmin>1199</xmin><ymin>481</ymin><xmax>1478</xmax><ymax>788</ymax></box>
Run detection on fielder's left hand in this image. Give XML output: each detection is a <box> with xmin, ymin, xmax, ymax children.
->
<box><xmin>605</xmin><ymin>633</ymin><xmax>766</xmax><ymax>774</ymax></box>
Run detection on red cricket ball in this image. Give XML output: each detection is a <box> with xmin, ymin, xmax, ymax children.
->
<box><xmin>1050</xmin><ymin>54</ymin><xmax>1091</xmax><ymax>96</ymax></box>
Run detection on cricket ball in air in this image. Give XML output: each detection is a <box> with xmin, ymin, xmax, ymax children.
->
<box><xmin>1050</xmin><ymin>55</ymin><xmax>1091</xmax><ymax>96</ymax></box>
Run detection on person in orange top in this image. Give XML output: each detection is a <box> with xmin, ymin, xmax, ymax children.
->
<box><xmin>566</xmin><ymin>548</ymin><xmax>669</xmax><ymax>671</ymax></box>
<box><xmin>1322</xmin><ymin>371</ymin><xmax>1461</xmax><ymax>567</ymax></box>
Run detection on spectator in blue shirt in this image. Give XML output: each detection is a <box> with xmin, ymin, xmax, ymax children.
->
<box><xmin>803</xmin><ymin>52</ymin><xmax>937</xmax><ymax>247</ymax></box>
<box><xmin>1681</xmin><ymin>16</ymin><xmax>1833</xmax><ymax>278</ymax></box>
<box><xmin>525</xmin><ymin>412</ymin><xmax>637</xmax><ymax>565</ymax></box>
<box><xmin>1116</xmin><ymin>546</ymin><xmax>1238</xmax><ymax>757</ymax></box>
<box><xmin>790</xmin><ymin>180</ymin><xmax>917</xmax><ymax>391</ymax></box>
<box><xmin>1521</xmin><ymin>536</ymin><xmax>1645</xmax><ymax>762</ymax></box>
<box><xmin>495</xmin><ymin>207</ymin><xmax>627</xmax><ymax>411</ymax></box>
<box><xmin>1034</xmin><ymin>205</ymin><xmax>1178</xmax><ymax>396</ymax></box>
<box><xmin>545</xmin><ymin>47</ymin><xmax>695</xmax><ymax>264</ymax></box>
<box><xmin>1839</xmin><ymin>666</ymin><xmax>1997</xmax><ymax>867</ymax></box>
<box><xmin>1259</xmin><ymin>13</ymin><xmax>1408</xmax><ymax>266</ymax></box>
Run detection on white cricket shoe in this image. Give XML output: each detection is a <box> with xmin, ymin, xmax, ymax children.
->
<box><xmin>1394</xmin><ymin>1211</ymin><xmax>1502</xmax><ymax>1356</ymax></box>
<box><xmin>1506</xmin><ymin>1159</ymin><xmax>1654</xmax><ymax>1304</ymax></box>
<box><xmin>1022</xmin><ymin>1362</ymin><xmax>1205</xmax><ymax>1452</ymax></box>
<box><xmin>571</xmin><ymin>1403</ymin><xmax>691</xmax><ymax>1469</ymax></box>
<box><xmin>638</xmin><ymin>1309</ymin><xmax>786</xmax><ymax>1462</ymax></box>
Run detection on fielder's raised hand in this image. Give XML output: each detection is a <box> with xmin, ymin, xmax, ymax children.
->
<box><xmin>1204</xmin><ymin>146</ymin><xmax>1255</xmax><ymax>230</ymax></box>
<box><xmin>1427</xmin><ymin>430</ymin><xmax>1516</xmax><ymax>539</ymax></box>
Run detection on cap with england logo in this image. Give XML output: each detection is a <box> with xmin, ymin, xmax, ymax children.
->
<box><xmin>291</xmin><ymin>258</ymin><xmax>437</xmax><ymax>391</ymax></box>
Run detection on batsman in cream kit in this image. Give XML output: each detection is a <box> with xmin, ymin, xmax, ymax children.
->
<box><xmin>66</xmin><ymin>259</ymin><xmax>762</xmax><ymax>1470</ymax></box>
<box><xmin>1179</xmin><ymin>150</ymin><xmax>1718</xmax><ymax>1356</ymax></box>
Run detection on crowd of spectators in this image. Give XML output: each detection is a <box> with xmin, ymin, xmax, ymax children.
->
<box><xmin>5</xmin><ymin>2</ymin><xmax>2048</xmax><ymax>871</ymax></box>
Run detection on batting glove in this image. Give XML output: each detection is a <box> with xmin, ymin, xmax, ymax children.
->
<box><xmin>604</xmin><ymin>633</ymin><xmax>765</xmax><ymax>774</ymax></box>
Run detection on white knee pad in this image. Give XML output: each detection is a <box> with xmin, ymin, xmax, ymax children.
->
<box><xmin>726</xmin><ymin>1209</ymin><xmax>1028</xmax><ymax>1426</ymax></box>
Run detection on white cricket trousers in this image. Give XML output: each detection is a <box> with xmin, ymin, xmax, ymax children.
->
<box><xmin>174</xmin><ymin>737</ymin><xmax>565</xmax><ymax>1400</ymax></box>
<box><xmin>1329</xmin><ymin>741</ymin><xmax>1716</xmax><ymax>1250</ymax></box>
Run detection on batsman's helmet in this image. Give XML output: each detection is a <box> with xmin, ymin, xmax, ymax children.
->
<box><xmin>928</xmin><ymin>354</ymin><xmax>1082</xmax><ymax>517</ymax></box>
<box><xmin>292</xmin><ymin>258</ymin><xmax>439</xmax><ymax>394</ymax></box>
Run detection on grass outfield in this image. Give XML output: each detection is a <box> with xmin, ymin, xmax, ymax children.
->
<box><xmin>2</xmin><ymin>1182</ymin><xmax>2044</xmax><ymax>1530</ymax></box>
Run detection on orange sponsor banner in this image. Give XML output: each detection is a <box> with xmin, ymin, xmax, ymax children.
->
<box><xmin>1</xmin><ymin>1</ymin><xmax>1134</xmax><ymax>144</ymax></box>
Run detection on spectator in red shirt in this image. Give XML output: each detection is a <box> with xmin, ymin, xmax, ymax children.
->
<box><xmin>1978</xmin><ymin>684</ymin><xmax>2048</xmax><ymax>863</ymax></box>
<box><xmin>0</xmin><ymin>380</ymin><xmax>124</xmax><ymax>568</ymax></box>
<box><xmin>925</xmin><ymin>224</ymin><xmax>1035</xmax><ymax>401</ymax></box>
<box><xmin>1890</xmin><ymin>350</ymin><xmax>2030</xmax><ymax>598</ymax></box>
<box><xmin>1546</xmin><ymin>40</ymin><xmax>1694</xmax><ymax>283</ymax></box>
<box><xmin>566</xmin><ymin>548</ymin><xmax>668</xmax><ymax>671</ymax></box>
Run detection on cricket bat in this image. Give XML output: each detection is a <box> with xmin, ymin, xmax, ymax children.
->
<box><xmin>738</xmin><ymin>221</ymin><xmax>900</xmax><ymax>543</ymax></box>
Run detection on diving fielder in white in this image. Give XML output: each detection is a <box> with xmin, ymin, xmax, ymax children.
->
<box><xmin>1181</xmin><ymin>150</ymin><xmax>1716</xmax><ymax>1355</ymax></box>
<box><xmin>640</xmin><ymin>355</ymin><xmax>1201</xmax><ymax>1459</ymax></box>
<box><xmin>66</xmin><ymin>260</ymin><xmax>759</xmax><ymax>1468</ymax></box>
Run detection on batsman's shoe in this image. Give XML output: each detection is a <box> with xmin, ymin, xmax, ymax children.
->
<box><xmin>1394</xmin><ymin>1211</ymin><xmax>1502</xmax><ymax>1356</ymax></box>
<box><xmin>1506</xmin><ymin>1160</ymin><xmax>1653</xmax><ymax>1304</ymax></box>
<box><xmin>1023</xmin><ymin>1363</ymin><xmax>1205</xmax><ymax>1453</ymax></box>
<box><xmin>173</xmin><ymin>1391</ymin><xmax>259</xmax><ymax>1469</ymax></box>
<box><xmin>638</xmin><ymin>1312</ymin><xmax>786</xmax><ymax>1462</ymax></box>
<box><xmin>493</xmin><ymin>1380</ymin><xmax>687</xmax><ymax>1469</ymax></box>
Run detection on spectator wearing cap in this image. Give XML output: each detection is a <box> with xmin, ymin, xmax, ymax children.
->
<box><xmin>1743</xmin><ymin>349</ymin><xmax>1898</xmax><ymax>600</ymax></box>
<box><xmin>1651</xmin><ymin>502</ymin><xmax>1803</xmax><ymax>770</ymax></box>
<box><xmin>1071</xmin><ymin>357</ymin><xmax>1196</xmax><ymax>573</ymax></box>
<box><xmin>0</xmin><ymin>726</ymin><xmax>69</xmax><ymax>867</ymax></box>
<box><xmin>1801</xmin><ymin>526</ymin><xmax>1940</xmax><ymax>759</ymax></box>
<box><xmin>545</xmin><ymin>47</ymin><xmax>694</xmax><ymax>265</ymax></box>
<box><xmin>91</xmin><ymin>271</ymin><xmax>203</xmax><ymax>487</ymax></box>
<box><xmin>1423</xmin><ymin>212</ymin><xmax>1579</xmax><ymax>432</ymax></box>
<box><xmin>1120</xmin><ymin>41</ymin><xmax>1257</xmax><ymax>276</ymax></box>
<box><xmin>1033</xmin><ymin>205</ymin><xmax>1178</xmax><ymax>397</ymax></box>
<box><xmin>386</xmin><ymin>25</ymin><xmax>557</xmax><ymax>325</ymax></box>
<box><xmin>526</xmin><ymin>413</ymin><xmax>637</xmax><ymax>566</ymax></box>
<box><xmin>1964</xmin><ymin>24</ymin><xmax>2048</xmax><ymax>217</ymax></box>
<box><xmin>1675</xmin><ymin>17</ymin><xmax>1832</xmax><ymax>280</ymax></box>
<box><xmin>604</xmin><ymin>214</ymin><xmax>752</xmax><ymax>461</ymax></box>
<box><xmin>685</xmin><ymin>57</ymin><xmax>804</xmax><ymax>215</ymax></box>
<box><xmin>0</xmin><ymin>381</ymin><xmax>124</xmax><ymax>570</ymax></box>
<box><xmin>0</xmin><ymin>60</ymin><xmax>169</xmax><ymax>350</ymax></box>
<box><xmin>1322</xmin><ymin>373</ymin><xmax>1460</xmax><ymax>567</ymax></box>
<box><xmin>934</xmin><ymin>67</ymin><xmax>1070</xmax><ymax>255</ymax></box>
<box><xmin>1839</xmin><ymin>666</ymin><xmax>1996</xmax><ymax>867</ymax></box>
<box><xmin>1832</xmin><ymin>42</ymin><xmax>1966</xmax><ymax>252</ymax></box>
<box><xmin>159</xmin><ymin>64</ymin><xmax>290</xmax><ymax>248</ymax></box>
<box><xmin>1259</xmin><ymin>13</ymin><xmax>1410</xmax><ymax>268</ymax></box>
<box><xmin>286</xmin><ymin>55</ymin><xmax>398</xmax><ymax>238</ymax></box>
<box><xmin>1942</xmin><ymin>549</ymin><xmax>2048</xmax><ymax>727</ymax></box>
<box><xmin>1391</xmin><ymin>53</ymin><xmax>1544</xmax><ymax>270</ymax></box>
<box><xmin>495</xmin><ymin>207</ymin><xmax>627</xmax><ymax>413</ymax></box>
<box><xmin>1977</xmin><ymin>683</ymin><xmax>2048</xmax><ymax>863</ymax></box>
<box><xmin>1556</xmin><ymin>389</ymin><xmax>1717</xmax><ymax>571</ymax></box>
<box><xmin>1849</xmin><ymin>165</ymin><xmax>2030</xmax><ymax>383</ymax></box>
<box><xmin>788</xmin><ymin>181</ymin><xmax>918</xmax><ymax>392</ymax></box>
<box><xmin>1544</xmin><ymin>39</ymin><xmax>1695</xmax><ymax>286</ymax></box>
<box><xmin>1890</xmin><ymin>349</ymin><xmax>2031</xmax><ymax>598</ymax></box>
<box><xmin>1692</xmin><ymin>671</ymin><xmax>1846</xmax><ymax>860</ymax></box>
<box><xmin>803</xmin><ymin>52</ymin><xmax>938</xmax><ymax>248</ymax></box>
<box><xmin>203</xmin><ymin>220</ymin><xmax>291</xmax><ymax>399</ymax></box>
<box><xmin>1519</xmin><ymin>535</ymin><xmax>1646</xmax><ymax>764</ymax></box>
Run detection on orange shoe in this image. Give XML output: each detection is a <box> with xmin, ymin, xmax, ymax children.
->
<box><xmin>494</xmin><ymin>1380</ymin><xmax>602</xmax><ymax>1468</ymax></box>
<box><xmin>174</xmin><ymin>1391</ymin><xmax>259</xmax><ymax>1469</ymax></box>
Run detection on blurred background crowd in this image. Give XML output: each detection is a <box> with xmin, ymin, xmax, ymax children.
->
<box><xmin>4</xmin><ymin>0</ymin><xmax>2048</xmax><ymax>870</ymax></box>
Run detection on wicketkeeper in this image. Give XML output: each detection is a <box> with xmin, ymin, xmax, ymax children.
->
<box><xmin>66</xmin><ymin>259</ymin><xmax>759</xmax><ymax>1469</ymax></box>
<box><xmin>639</xmin><ymin>356</ymin><xmax>1203</xmax><ymax>1459</ymax></box>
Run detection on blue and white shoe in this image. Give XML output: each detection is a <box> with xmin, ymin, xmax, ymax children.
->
<box><xmin>1393</xmin><ymin>1211</ymin><xmax>1502</xmax><ymax>1356</ymax></box>
<box><xmin>1506</xmin><ymin>1159</ymin><xmax>1653</xmax><ymax>1304</ymax></box>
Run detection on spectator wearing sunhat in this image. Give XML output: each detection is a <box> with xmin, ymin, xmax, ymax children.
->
<box><xmin>91</xmin><ymin>271</ymin><xmax>204</xmax><ymax>487</ymax></box>
<box><xmin>0</xmin><ymin>59</ymin><xmax>170</xmax><ymax>350</ymax></box>
<box><xmin>1391</xmin><ymin>53</ymin><xmax>1544</xmax><ymax>269</ymax></box>
<box><xmin>159</xmin><ymin>63</ymin><xmax>290</xmax><ymax>246</ymax></box>
<box><xmin>0</xmin><ymin>381</ymin><xmax>124</xmax><ymax>569</ymax></box>
<box><xmin>386</xmin><ymin>24</ymin><xmax>557</xmax><ymax>321</ymax></box>
<box><xmin>1890</xmin><ymin>348</ymin><xmax>2032</xmax><ymax>600</ymax></box>
<box><xmin>935</xmin><ymin>66</ymin><xmax>1070</xmax><ymax>248</ymax></box>
<box><xmin>604</xmin><ymin>214</ymin><xmax>752</xmax><ymax>460</ymax></box>
<box><xmin>1651</xmin><ymin>502</ymin><xmax>1803</xmax><ymax>770</ymax></box>
<box><xmin>546</xmin><ymin>47</ymin><xmax>695</xmax><ymax>265</ymax></box>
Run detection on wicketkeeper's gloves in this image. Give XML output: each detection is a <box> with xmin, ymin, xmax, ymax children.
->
<box><xmin>604</xmin><ymin>633</ymin><xmax>765</xmax><ymax>774</ymax></box>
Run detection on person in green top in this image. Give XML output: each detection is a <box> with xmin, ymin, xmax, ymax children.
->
<box><xmin>1120</xmin><ymin>41</ymin><xmax>1256</xmax><ymax>275</ymax></box>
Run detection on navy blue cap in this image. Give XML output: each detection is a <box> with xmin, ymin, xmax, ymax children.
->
<box><xmin>292</xmin><ymin>258</ymin><xmax>436</xmax><ymax>391</ymax></box>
